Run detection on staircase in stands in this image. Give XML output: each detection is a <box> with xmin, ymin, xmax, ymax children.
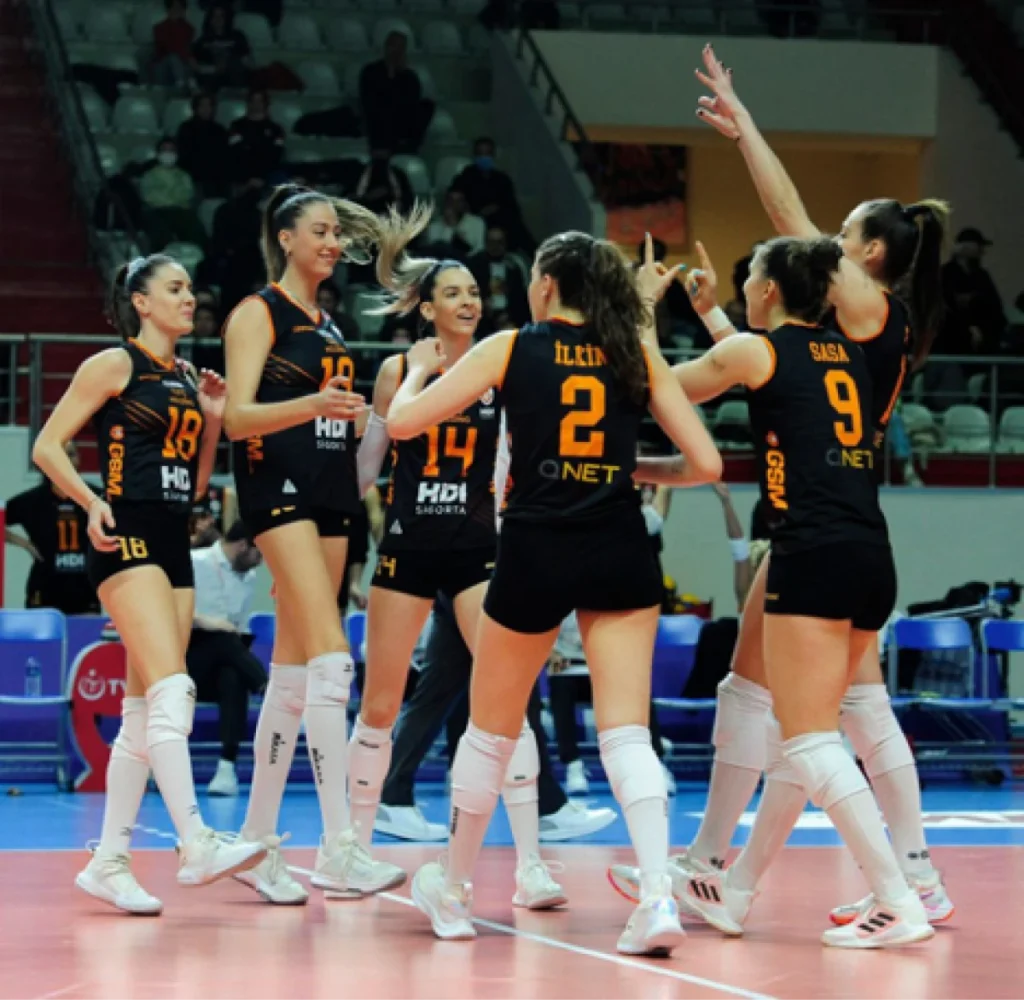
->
<box><xmin>1</xmin><ymin>0</ymin><xmax>106</xmax><ymax>470</ymax></box>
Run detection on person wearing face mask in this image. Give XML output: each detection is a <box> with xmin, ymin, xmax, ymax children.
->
<box><xmin>186</xmin><ymin>520</ymin><xmax>267</xmax><ymax>796</ymax></box>
<box><xmin>451</xmin><ymin>138</ymin><xmax>532</xmax><ymax>252</ymax></box>
<box><xmin>139</xmin><ymin>138</ymin><xmax>207</xmax><ymax>252</ymax></box>
<box><xmin>467</xmin><ymin>226</ymin><xmax>530</xmax><ymax>331</ymax></box>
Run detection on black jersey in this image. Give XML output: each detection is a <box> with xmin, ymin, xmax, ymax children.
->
<box><xmin>94</xmin><ymin>340</ymin><xmax>204</xmax><ymax>513</ymax></box>
<box><xmin>382</xmin><ymin>354</ymin><xmax>500</xmax><ymax>551</ymax></box>
<box><xmin>749</xmin><ymin>324</ymin><xmax>887</xmax><ymax>553</ymax></box>
<box><xmin>501</xmin><ymin>319</ymin><xmax>648</xmax><ymax>523</ymax></box>
<box><xmin>231</xmin><ymin>284</ymin><xmax>360</xmax><ymax>516</ymax></box>
<box><xmin>828</xmin><ymin>292</ymin><xmax>910</xmax><ymax>453</ymax></box>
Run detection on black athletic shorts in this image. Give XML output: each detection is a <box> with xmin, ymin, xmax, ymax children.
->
<box><xmin>372</xmin><ymin>545</ymin><xmax>495</xmax><ymax>601</ymax></box>
<box><xmin>87</xmin><ymin>502</ymin><xmax>193</xmax><ymax>591</ymax></box>
<box><xmin>244</xmin><ymin>503</ymin><xmax>353</xmax><ymax>539</ymax></box>
<box><xmin>485</xmin><ymin>506</ymin><xmax>663</xmax><ymax>634</ymax></box>
<box><xmin>764</xmin><ymin>541</ymin><xmax>896</xmax><ymax>632</ymax></box>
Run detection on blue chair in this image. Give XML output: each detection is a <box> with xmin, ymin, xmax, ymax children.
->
<box><xmin>346</xmin><ymin>610</ymin><xmax>367</xmax><ymax>663</ymax></box>
<box><xmin>981</xmin><ymin>619</ymin><xmax>1024</xmax><ymax>700</ymax></box>
<box><xmin>887</xmin><ymin>617</ymin><xmax>974</xmax><ymax>695</ymax></box>
<box><xmin>247</xmin><ymin>612</ymin><xmax>276</xmax><ymax>647</ymax></box>
<box><xmin>0</xmin><ymin>609</ymin><xmax>71</xmax><ymax>788</ymax></box>
<box><xmin>651</xmin><ymin>615</ymin><xmax>704</xmax><ymax>699</ymax></box>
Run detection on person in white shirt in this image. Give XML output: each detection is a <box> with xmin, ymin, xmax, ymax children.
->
<box><xmin>425</xmin><ymin>190</ymin><xmax>486</xmax><ymax>256</ymax></box>
<box><xmin>186</xmin><ymin>520</ymin><xmax>265</xmax><ymax>796</ymax></box>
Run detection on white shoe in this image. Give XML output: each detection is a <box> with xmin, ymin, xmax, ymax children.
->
<box><xmin>829</xmin><ymin>870</ymin><xmax>954</xmax><ymax>926</ymax></box>
<box><xmin>231</xmin><ymin>834</ymin><xmax>309</xmax><ymax>905</ymax></box>
<box><xmin>176</xmin><ymin>828</ymin><xmax>268</xmax><ymax>887</ymax></box>
<box><xmin>565</xmin><ymin>759</ymin><xmax>589</xmax><ymax>796</ymax></box>
<box><xmin>374</xmin><ymin>804</ymin><xmax>447</xmax><ymax>842</ymax></box>
<box><xmin>208</xmin><ymin>760</ymin><xmax>239</xmax><ymax>797</ymax></box>
<box><xmin>75</xmin><ymin>848</ymin><xmax>163</xmax><ymax>915</ymax></box>
<box><xmin>539</xmin><ymin>800</ymin><xmax>616</xmax><ymax>842</ymax></box>
<box><xmin>311</xmin><ymin>828</ymin><xmax>407</xmax><ymax>899</ymax></box>
<box><xmin>607</xmin><ymin>848</ymin><xmax>718</xmax><ymax>912</ymax></box>
<box><xmin>412</xmin><ymin>860</ymin><xmax>476</xmax><ymax>940</ymax></box>
<box><xmin>617</xmin><ymin>874</ymin><xmax>685</xmax><ymax>956</ymax></box>
<box><xmin>661</xmin><ymin>761</ymin><xmax>677</xmax><ymax>797</ymax></box>
<box><xmin>683</xmin><ymin>871</ymin><xmax>755</xmax><ymax>936</ymax></box>
<box><xmin>822</xmin><ymin>890</ymin><xmax>935</xmax><ymax>949</ymax></box>
<box><xmin>513</xmin><ymin>855</ymin><xmax>568</xmax><ymax>910</ymax></box>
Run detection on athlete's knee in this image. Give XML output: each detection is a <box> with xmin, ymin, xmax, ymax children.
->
<box><xmin>764</xmin><ymin>714</ymin><xmax>803</xmax><ymax>789</ymax></box>
<box><xmin>145</xmin><ymin>673</ymin><xmax>196</xmax><ymax>748</ymax></box>
<box><xmin>712</xmin><ymin>672</ymin><xmax>773</xmax><ymax>771</ymax></box>
<box><xmin>840</xmin><ymin>684</ymin><xmax>915</xmax><ymax>779</ymax></box>
<box><xmin>306</xmin><ymin>652</ymin><xmax>355</xmax><ymax>707</ymax></box>
<box><xmin>264</xmin><ymin>666</ymin><xmax>307</xmax><ymax>716</ymax></box>
<box><xmin>502</xmin><ymin>722</ymin><xmax>539</xmax><ymax>806</ymax></box>
<box><xmin>349</xmin><ymin>717</ymin><xmax>394</xmax><ymax>807</ymax></box>
<box><xmin>599</xmin><ymin>725</ymin><xmax>666</xmax><ymax>808</ymax></box>
<box><xmin>112</xmin><ymin>696</ymin><xmax>148</xmax><ymax>763</ymax></box>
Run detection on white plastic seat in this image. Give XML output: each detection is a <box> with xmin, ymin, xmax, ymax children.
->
<box><xmin>372</xmin><ymin>17</ymin><xmax>416</xmax><ymax>51</ymax></box>
<box><xmin>234</xmin><ymin>12</ymin><xmax>274</xmax><ymax>47</ymax></box>
<box><xmin>277</xmin><ymin>13</ymin><xmax>322</xmax><ymax>49</ymax></box>
<box><xmin>112</xmin><ymin>95</ymin><xmax>160</xmax><ymax>134</ymax></box>
<box><xmin>942</xmin><ymin>403</ymin><xmax>992</xmax><ymax>454</ymax></box>
<box><xmin>425</xmin><ymin>108</ymin><xmax>459</xmax><ymax>144</ymax></box>
<box><xmin>297</xmin><ymin>62</ymin><xmax>341</xmax><ymax>97</ymax></box>
<box><xmin>326</xmin><ymin>18</ymin><xmax>369</xmax><ymax>52</ymax></box>
<box><xmin>422</xmin><ymin>21</ymin><xmax>463</xmax><ymax>55</ymax></box>
<box><xmin>391</xmin><ymin>155</ymin><xmax>430</xmax><ymax>197</ymax></box>
<box><xmin>84</xmin><ymin>5</ymin><xmax>129</xmax><ymax>43</ymax></box>
<box><xmin>434</xmin><ymin>155</ymin><xmax>471</xmax><ymax>193</ymax></box>
<box><xmin>162</xmin><ymin>97</ymin><xmax>192</xmax><ymax>135</ymax></box>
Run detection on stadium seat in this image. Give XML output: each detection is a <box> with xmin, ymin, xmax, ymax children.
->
<box><xmin>112</xmin><ymin>95</ymin><xmax>160</xmax><ymax>134</ymax></box>
<box><xmin>235</xmin><ymin>12</ymin><xmax>274</xmax><ymax>47</ymax></box>
<box><xmin>449</xmin><ymin>0</ymin><xmax>487</xmax><ymax>12</ymax></box>
<box><xmin>350</xmin><ymin>290</ymin><xmax>385</xmax><ymax>336</ymax></box>
<box><xmin>78</xmin><ymin>87</ymin><xmax>110</xmax><ymax>131</ymax></box>
<box><xmin>434</xmin><ymin>155</ymin><xmax>471</xmax><ymax>193</ymax></box>
<box><xmin>422</xmin><ymin>21</ymin><xmax>463</xmax><ymax>55</ymax></box>
<box><xmin>162</xmin><ymin>97</ymin><xmax>192</xmax><ymax>135</ymax></box>
<box><xmin>326</xmin><ymin>18</ymin><xmax>370</xmax><ymax>52</ymax></box>
<box><xmin>269</xmin><ymin>98</ymin><xmax>304</xmax><ymax>135</ymax></box>
<box><xmin>583</xmin><ymin>3</ymin><xmax>627</xmax><ymax>25</ymax></box>
<box><xmin>901</xmin><ymin>402</ymin><xmax>937</xmax><ymax>436</ymax></box>
<box><xmin>163</xmin><ymin>241</ymin><xmax>205</xmax><ymax>277</ymax></box>
<box><xmin>652</xmin><ymin>615</ymin><xmax>704</xmax><ymax>699</ymax></box>
<box><xmin>198</xmin><ymin>198</ymin><xmax>224</xmax><ymax>237</ymax></box>
<box><xmin>943</xmin><ymin>404</ymin><xmax>992</xmax><ymax>454</ymax></box>
<box><xmin>84</xmin><ymin>4</ymin><xmax>129</xmax><ymax>43</ymax></box>
<box><xmin>404</xmin><ymin>0</ymin><xmax>445</xmax><ymax>12</ymax></box>
<box><xmin>95</xmin><ymin>142</ymin><xmax>120</xmax><ymax>177</ymax></box>
<box><xmin>297</xmin><ymin>62</ymin><xmax>341</xmax><ymax>97</ymax></box>
<box><xmin>633</xmin><ymin>5</ymin><xmax>671</xmax><ymax>25</ymax></box>
<box><xmin>373</xmin><ymin>17</ymin><xmax>416</xmax><ymax>50</ymax></box>
<box><xmin>392</xmin><ymin>155</ymin><xmax>431</xmax><ymax>197</ymax></box>
<box><xmin>425</xmin><ymin>107</ymin><xmax>459</xmax><ymax>145</ymax></box>
<box><xmin>888</xmin><ymin>616</ymin><xmax>974</xmax><ymax>694</ymax></box>
<box><xmin>53</xmin><ymin>4</ymin><xmax>80</xmax><ymax>40</ymax></box>
<box><xmin>278</xmin><ymin>13</ymin><xmax>323</xmax><ymax>49</ymax></box>
<box><xmin>130</xmin><ymin>4</ymin><xmax>163</xmax><ymax>45</ymax></box>
<box><xmin>980</xmin><ymin>618</ymin><xmax>1024</xmax><ymax>698</ymax></box>
<box><xmin>714</xmin><ymin>400</ymin><xmax>750</xmax><ymax>429</ymax></box>
<box><xmin>998</xmin><ymin>406</ymin><xmax>1024</xmax><ymax>453</ymax></box>
<box><xmin>215</xmin><ymin>98</ymin><xmax>247</xmax><ymax>128</ymax></box>
<box><xmin>411</xmin><ymin>63</ymin><xmax>438</xmax><ymax>101</ymax></box>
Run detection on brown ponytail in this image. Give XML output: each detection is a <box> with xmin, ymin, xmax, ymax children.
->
<box><xmin>105</xmin><ymin>253</ymin><xmax>179</xmax><ymax>340</ymax></box>
<box><xmin>369</xmin><ymin>202</ymin><xmax>439</xmax><ymax>316</ymax></box>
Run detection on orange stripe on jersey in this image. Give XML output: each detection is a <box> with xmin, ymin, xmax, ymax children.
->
<box><xmin>878</xmin><ymin>353</ymin><xmax>907</xmax><ymax>428</ymax></box>
<box><xmin>272</xmin><ymin>282</ymin><xmax>322</xmax><ymax>327</ymax></box>
<box><xmin>496</xmin><ymin>330</ymin><xmax>519</xmax><ymax>391</ymax></box>
<box><xmin>749</xmin><ymin>336</ymin><xmax>777</xmax><ymax>390</ymax></box>
<box><xmin>123</xmin><ymin>399</ymin><xmax>169</xmax><ymax>429</ymax></box>
<box><xmin>129</xmin><ymin>338</ymin><xmax>175</xmax><ymax>371</ymax></box>
<box><xmin>266</xmin><ymin>352</ymin><xmax>319</xmax><ymax>385</ymax></box>
<box><xmin>223</xmin><ymin>293</ymin><xmax>276</xmax><ymax>348</ymax></box>
<box><xmin>835</xmin><ymin>294</ymin><xmax>891</xmax><ymax>343</ymax></box>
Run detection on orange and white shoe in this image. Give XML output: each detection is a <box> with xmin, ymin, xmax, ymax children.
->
<box><xmin>822</xmin><ymin>891</ymin><xmax>935</xmax><ymax>949</ymax></box>
<box><xmin>829</xmin><ymin>870</ymin><xmax>954</xmax><ymax>927</ymax></box>
<box><xmin>607</xmin><ymin>849</ymin><xmax>718</xmax><ymax>915</ymax></box>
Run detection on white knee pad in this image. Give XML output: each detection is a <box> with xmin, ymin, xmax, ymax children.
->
<box><xmin>452</xmin><ymin>723</ymin><xmax>517</xmax><ymax>817</ymax></box>
<box><xmin>599</xmin><ymin>725</ymin><xmax>666</xmax><ymax>809</ymax></box>
<box><xmin>841</xmin><ymin>685</ymin><xmax>915</xmax><ymax>779</ymax></box>
<box><xmin>145</xmin><ymin>674</ymin><xmax>196</xmax><ymax>749</ymax></box>
<box><xmin>349</xmin><ymin>717</ymin><xmax>393</xmax><ymax>807</ymax></box>
<box><xmin>784</xmin><ymin>732</ymin><xmax>869</xmax><ymax>811</ymax></box>
<box><xmin>502</xmin><ymin>722</ymin><xmax>539</xmax><ymax>806</ymax></box>
<box><xmin>111</xmin><ymin>696</ymin><xmax>148</xmax><ymax>764</ymax></box>
<box><xmin>306</xmin><ymin>652</ymin><xmax>355</xmax><ymax>707</ymax></box>
<box><xmin>712</xmin><ymin>673</ymin><xmax>773</xmax><ymax>772</ymax></box>
<box><xmin>763</xmin><ymin>714</ymin><xmax>803</xmax><ymax>789</ymax></box>
<box><xmin>265</xmin><ymin>664</ymin><xmax>307</xmax><ymax>716</ymax></box>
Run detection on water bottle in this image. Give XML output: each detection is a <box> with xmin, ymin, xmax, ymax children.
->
<box><xmin>24</xmin><ymin>657</ymin><xmax>42</xmax><ymax>698</ymax></box>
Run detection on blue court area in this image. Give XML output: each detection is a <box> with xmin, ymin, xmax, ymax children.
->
<box><xmin>4</xmin><ymin>781</ymin><xmax>1024</xmax><ymax>853</ymax></box>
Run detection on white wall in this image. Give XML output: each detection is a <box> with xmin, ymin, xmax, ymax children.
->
<box><xmin>531</xmin><ymin>32</ymin><xmax>939</xmax><ymax>137</ymax></box>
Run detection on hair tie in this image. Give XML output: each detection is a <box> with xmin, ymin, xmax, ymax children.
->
<box><xmin>124</xmin><ymin>256</ymin><xmax>148</xmax><ymax>289</ymax></box>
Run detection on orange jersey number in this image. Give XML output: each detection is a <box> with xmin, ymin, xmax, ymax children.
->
<box><xmin>559</xmin><ymin>375</ymin><xmax>606</xmax><ymax>457</ymax></box>
<box><xmin>320</xmin><ymin>355</ymin><xmax>355</xmax><ymax>391</ymax></box>
<box><xmin>824</xmin><ymin>370</ymin><xmax>863</xmax><ymax>447</ymax></box>
<box><xmin>162</xmin><ymin>406</ymin><xmax>204</xmax><ymax>462</ymax></box>
<box><xmin>423</xmin><ymin>425</ymin><xmax>478</xmax><ymax>478</ymax></box>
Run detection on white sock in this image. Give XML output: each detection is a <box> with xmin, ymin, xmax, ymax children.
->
<box><xmin>348</xmin><ymin>716</ymin><xmax>393</xmax><ymax>849</ymax></box>
<box><xmin>448</xmin><ymin>723</ymin><xmax>517</xmax><ymax>886</ymax></box>
<box><xmin>785</xmin><ymin>732</ymin><xmax>909</xmax><ymax>904</ymax></box>
<box><xmin>599</xmin><ymin>725</ymin><xmax>668</xmax><ymax>897</ymax></box>
<box><xmin>305</xmin><ymin>652</ymin><xmax>355</xmax><ymax>842</ymax></box>
<box><xmin>502</xmin><ymin>724</ymin><xmax>541</xmax><ymax>867</ymax></box>
<box><xmin>97</xmin><ymin>697</ymin><xmax>150</xmax><ymax>857</ymax></box>
<box><xmin>242</xmin><ymin>664</ymin><xmax>306</xmax><ymax>843</ymax></box>
<box><xmin>146</xmin><ymin>673</ymin><xmax>205</xmax><ymax>844</ymax></box>
<box><xmin>691</xmin><ymin>762</ymin><xmax>762</xmax><ymax>869</ymax></box>
<box><xmin>872</xmin><ymin>767</ymin><xmax>933</xmax><ymax>878</ymax></box>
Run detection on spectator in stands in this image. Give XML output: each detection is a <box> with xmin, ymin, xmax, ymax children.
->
<box><xmin>193</xmin><ymin>2</ymin><xmax>251</xmax><ymax>92</ymax></box>
<box><xmin>177</xmin><ymin>93</ymin><xmax>230</xmax><ymax>198</ymax></box>
<box><xmin>316</xmin><ymin>280</ymin><xmax>361</xmax><ymax>342</ymax></box>
<box><xmin>149</xmin><ymin>0</ymin><xmax>196</xmax><ymax>89</ymax></box>
<box><xmin>189</xmin><ymin>303</ymin><xmax>225</xmax><ymax>375</ymax></box>
<box><xmin>198</xmin><ymin>177</ymin><xmax>265</xmax><ymax>310</ymax></box>
<box><xmin>359</xmin><ymin>31</ymin><xmax>434</xmax><ymax>154</ymax></box>
<box><xmin>425</xmin><ymin>189</ymin><xmax>485</xmax><ymax>257</ymax></box>
<box><xmin>451</xmin><ymin>137</ymin><xmax>532</xmax><ymax>252</ymax></box>
<box><xmin>352</xmin><ymin>148</ymin><xmax>413</xmax><ymax>217</ymax></box>
<box><xmin>468</xmin><ymin>226</ymin><xmax>529</xmax><ymax>330</ymax></box>
<box><xmin>228</xmin><ymin>89</ymin><xmax>286</xmax><ymax>186</ymax></box>
<box><xmin>5</xmin><ymin>441</ymin><xmax>99</xmax><ymax>615</ymax></box>
<box><xmin>187</xmin><ymin>520</ymin><xmax>266</xmax><ymax>797</ymax></box>
<box><xmin>139</xmin><ymin>137</ymin><xmax>207</xmax><ymax>250</ymax></box>
<box><xmin>939</xmin><ymin>227</ymin><xmax>1007</xmax><ymax>357</ymax></box>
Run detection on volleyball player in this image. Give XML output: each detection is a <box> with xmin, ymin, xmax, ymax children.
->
<box><xmin>351</xmin><ymin>237</ymin><xmax>565</xmax><ymax>909</ymax></box>
<box><xmin>33</xmin><ymin>254</ymin><xmax>268</xmax><ymax>915</ymax></box>
<box><xmin>662</xmin><ymin>236</ymin><xmax>933</xmax><ymax>947</ymax></box>
<box><xmin>222</xmin><ymin>186</ymin><xmax>430</xmax><ymax>904</ymax></box>
<box><xmin>387</xmin><ymin>231</ymin><xmax>721</xmax><ymax>955</ymax></box>
<box><xmin>627</xmin><ymin>45</ymin><xmax>951</xmax><ymax>925</ymax></box>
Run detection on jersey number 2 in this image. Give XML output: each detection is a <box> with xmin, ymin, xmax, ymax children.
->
<box><xmin>162</xmin><ymin>406</ymin><xmax>203</xmax><ymax>462</ymax></box>
<box><xmin>559</xmin><ymin>375</ymin><xmax>606</xmax><ymax>457</ymax></box>
<box><xmin>824</xmin><ymin>370</ymin><xmax>863</xmax><ymax>447</ymax></box>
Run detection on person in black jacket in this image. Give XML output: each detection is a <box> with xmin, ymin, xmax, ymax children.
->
<box><xmin>177</xmin><ymin>93</ymin><xmax>230</xmax><ymax>198</ymax></box>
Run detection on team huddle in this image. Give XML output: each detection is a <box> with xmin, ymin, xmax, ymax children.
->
<box><xmin>34</xmin><ymin>46</ymin><xmax>951</xmax><ymax>956</ymax></box>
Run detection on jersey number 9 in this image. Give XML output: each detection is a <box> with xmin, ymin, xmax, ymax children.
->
<box><xmin>824</xmin><ymin>370</ymin><xmax>863</xmax><ymax>447</ymax></box>
<box><xmin>559</xmin><ymin>376</ymin><xmax>606</xmax><ymax>457</ymax></box>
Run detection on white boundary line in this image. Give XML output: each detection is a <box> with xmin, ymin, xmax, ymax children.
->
<box><xmin>289</xmin><ymin>865</ymin><xmax>775</xmax><ymax>1000</ymax></box>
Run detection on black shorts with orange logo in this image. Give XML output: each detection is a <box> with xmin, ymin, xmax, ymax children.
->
<box><xmin>764</xmin><ymin>541</ymin><xmax>896</xmax><ymax>632</ymax></box>
<box><xmin>87</xmin><ymin>502</ymin><xmax>193</xmax><ymax>591</ymax></box>
<box><xmin>372</xmin><ymin>544</ymin><xmax>495</xmax><ymax>601</ymax></box>
<box><xmin>243</xmin><ymin>502</ymin><xmax>353</xmax><ymax>540</ymax></box>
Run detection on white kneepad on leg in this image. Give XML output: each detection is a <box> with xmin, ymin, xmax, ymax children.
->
<box><xmin>349</xmin><ymin>717</ymin><xmax>393</xmax><ymax>807</ymax></box>
<box><xmin>502</xmin><ymin>723</ymin><xmax>539</xmax><ymax>806</ymax></box>
<box><xmin>112</xmin><ymin>696</ymin><xmax>148</xmax><ymax>763</ymax></box>
<box><xmin>784</xmin><ymin>732</ymin><xmax>869</xmax><ymax>810</ymax></box>
<box><xmin>841</xmin><ymin>685</ymin><xmax>915</xmax><ymax>780</ymax></box>
<box><xmin>146</xmin><ymin>674</ymin><xmax>196</xmax><ymax>749</ymax></box>
<box><xmin>764</xmin><ymin>714</ymin><xmax>803</xmax><ymax>789</ymax></box>
<box><xmin>599</xmin><ymin>725</ymin><xmax>666</xmax><ymax>809</ymax></box>
<box><xmin>712</xmin><ymin>673</ymin><xmax>773</xmax><ymax>772</ymax></box>
<box><xmin>265</xmin><ymin>665</ymin><xmax>307</xmax><ymax>716</ymax></box>
<box><xmin>306</xmin><ymin>652</ymin><xmax>355</xmax><ymax>707</ymax></box>
<box><xmin>452</xmin><ymin>723</ymin><xmax>518</xmax><ymax>816</ymax></box>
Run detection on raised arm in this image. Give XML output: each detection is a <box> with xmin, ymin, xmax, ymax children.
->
<box><xmin>671</xmin><ymin>333</ymin><xmax>774</xmax><ymax>404</ymax></box>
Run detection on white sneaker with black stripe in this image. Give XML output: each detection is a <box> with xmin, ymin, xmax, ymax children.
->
<box><xmin>822</xmin><ymin>891</ymin><xmax>934</xmax><ymax>949</ymax></box>
<box><xmin>829</xmin><ymin>869</ymin><xmax>954</xmax><ymax>926</ymax></box>
<box><xmin>682</xmin><ymin>871</ymin><xmax>755</xmax><ymax>936</ymax></box>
